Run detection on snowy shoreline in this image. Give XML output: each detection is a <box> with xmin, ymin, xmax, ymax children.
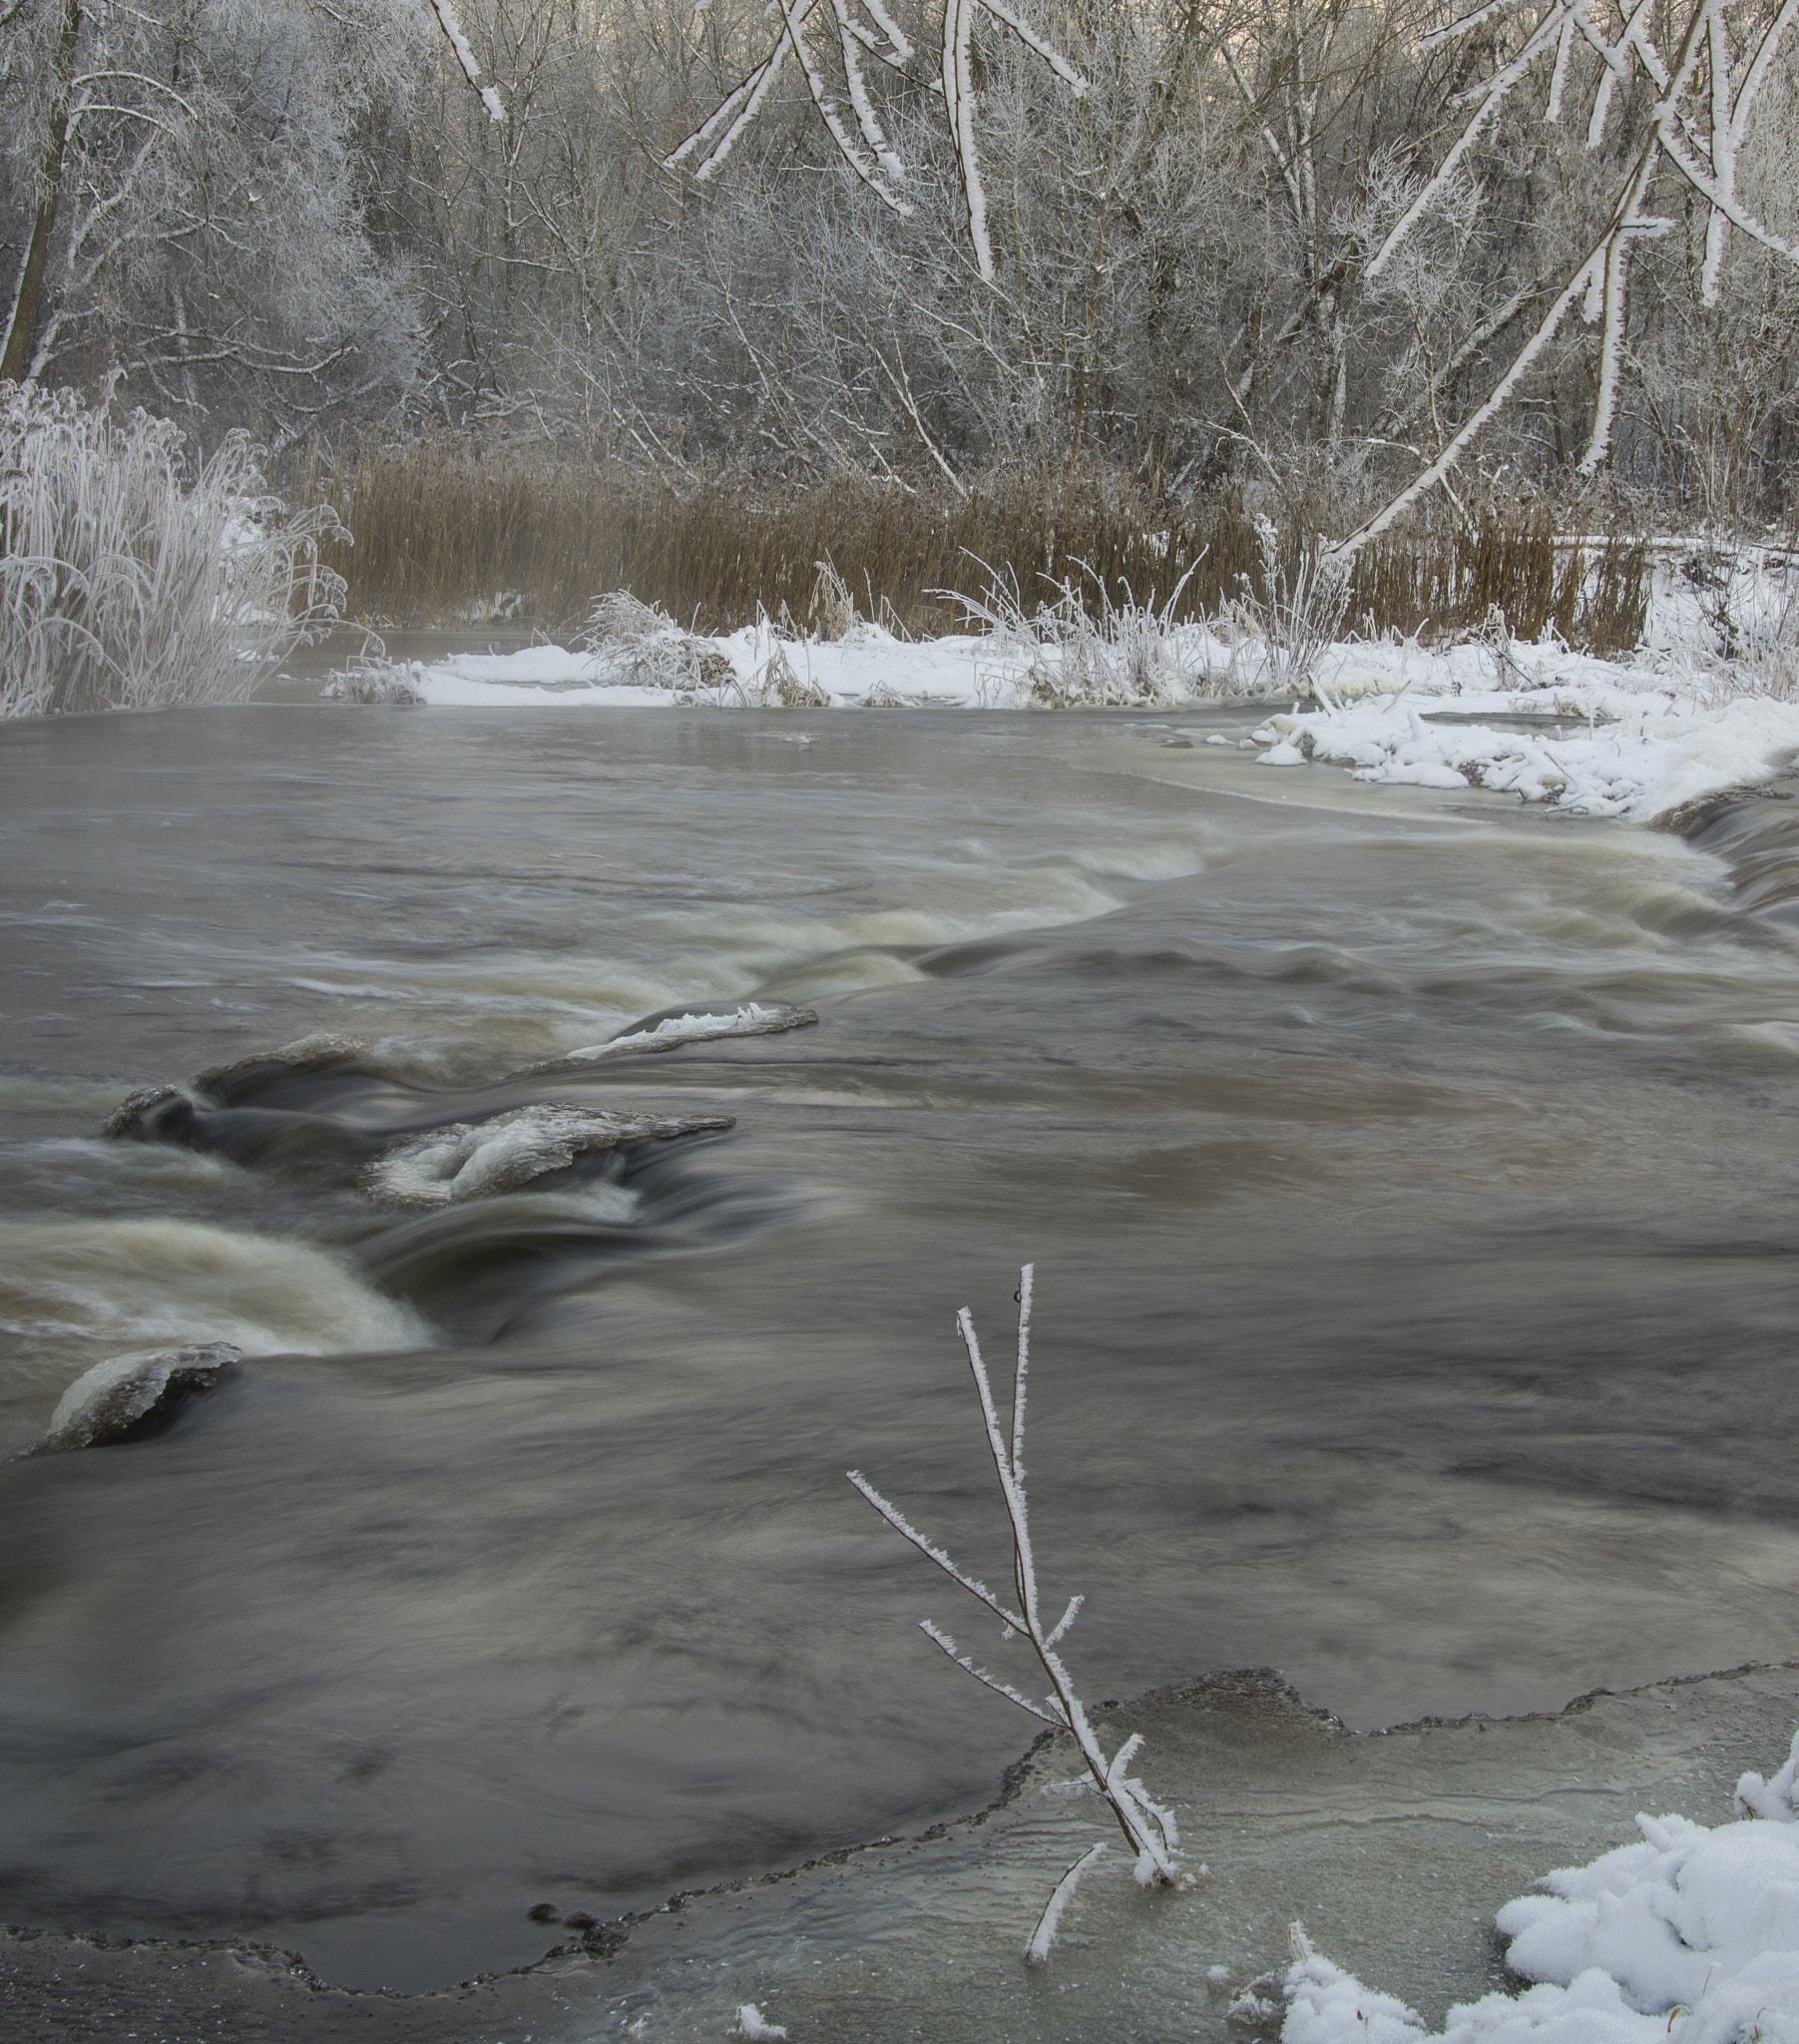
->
<box><xmin>353</xmin><ymin>595</ymin><xmax>1799</xmax><ymax>831</ymax></box>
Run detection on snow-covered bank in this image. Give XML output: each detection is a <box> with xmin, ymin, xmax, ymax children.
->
<box><xmin>346</xmin><ymin>558</ymin><xmax>1799</xmax><ymax>825</ymax></box>
<box><xmin>1248</xmin><ymin>680</ymin><xmax>1799</xmax><ymax>824</ymax></box>
<box><xmin>1284</xmin><ymin>1733</ymin><xmax>1799</xmax><ymax>2041</ymax></box>
<box><xmin>397</xmin><ymin>620</ymin><xmax>1020</xmax><ymax>710</ymax></box>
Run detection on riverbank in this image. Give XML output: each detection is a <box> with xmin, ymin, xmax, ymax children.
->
<box><xmin>339</xmin><ymin>548</ymin><xmax>1798</xmax><ymax>829</ymax></box>
<box><xmin>7</xmin><ymin>1663</ymin><xmax>1797</xmax><ymax>2042</ymax></box>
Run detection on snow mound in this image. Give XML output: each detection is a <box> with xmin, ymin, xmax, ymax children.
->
<box><xmin>1249</xmin><ymin>689</ymin><xmax>1799</xmax><ymax>823</ymax></box>
<box><xmin>1283</xmin><ymin>1730</ymin><xmax>1799</xmax><ymax>2043</ymax></box>
<box><xmin>360</xmin><ymin>1102</ymin><xmax>733</xmax><ymax>1206</ymax></box>
<box><xmin>551</xmin><ymin>1002</ymin><xmax>817</xmax><ymax>1064</ymax></box>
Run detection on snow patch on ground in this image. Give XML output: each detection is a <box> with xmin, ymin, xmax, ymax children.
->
<box><xmin>1284</xmin><ymin>1730</ymin><xmax>1799</xmax><ymax>2042</ymax></box>
<box><xmin>1250</xmin><ymin>679</ymin><xmax>1799</xmax><ymax>823</ymax></box>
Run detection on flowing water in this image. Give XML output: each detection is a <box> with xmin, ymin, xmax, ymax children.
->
<box><xmin>4</xmin><ymin>701</ymin><xmax>1799</xmax><ymax>1993</ymax></box>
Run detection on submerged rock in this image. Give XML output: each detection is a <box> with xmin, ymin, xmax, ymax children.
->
<box><xmin>360</xmin><ymin>1103</ymin><xmax>734</xmax><ymax>1208</ymax></box>
<box><xmin>38</xmin><ymin>1342</ymin><xmax>242</xmax><ymax>1451</ymax></box>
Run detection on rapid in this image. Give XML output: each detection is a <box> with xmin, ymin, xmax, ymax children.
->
<box><xmin>3</xmin><ymin>700</ymin><xmax>1799</xmax><ymax>1993</ymax></box>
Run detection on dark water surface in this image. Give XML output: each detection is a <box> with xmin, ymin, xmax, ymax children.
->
<box><xmin>3</xmin><ymin>703</ymin><xmax>1799</xmax><ymax>1991</ymax></box>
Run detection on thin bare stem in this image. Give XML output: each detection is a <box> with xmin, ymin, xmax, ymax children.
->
<box><xmin>847</xmin><ymin>1267</ymin><xmax>1183</xmax><ymax>1909</ymax></box>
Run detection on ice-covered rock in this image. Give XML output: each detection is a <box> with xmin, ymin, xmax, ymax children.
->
<box><xmin>193</xmin><ymin>1034</ymin><xmax>371</xmax><ymax>1092</ymax></box>
<box><xmin>102</xmin><ymin>1036</ymin><xmax>373</xmax><ymax>1140</ymax></box>
<box><xmin>100</xmin><ymin>1082</ymin><xmax>194</xmax><ymax>1141</ymax></box>
<box><xmin>360</xmin><ymin>1102</ymin><xmax>733</xmax><ymax>1207</ymax></box>
<box><xmin>549</xmin><ymin>1003</ymin><xmax>817</xmax><ymax>1065</ymax></box>
<box><xmin>38</xmin><ymin>1341</ymin><xmax>241</xmax><ymax>1451</ymax></box>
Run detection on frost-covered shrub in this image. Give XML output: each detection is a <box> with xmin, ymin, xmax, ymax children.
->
<box><xmin>0</xmin><ymin>384</ymin><xmax>344</xmax><ymax>718</ymax></box>
<box><xmin>319</xmin><ymin>660</ymin><xmax>427</xmax><ymax>706</ymax></box>
<box><xmin>582</xmin><ymin>589</ymin><xmax>739</xmax><ymax>693</ymax></box>
<box><xmin>1219</xmin><ymin>516</ymin><xmax>1350</xmax><ymax>702</ymax></box>
<box><xmin>952</xmin><ymin>558</ymin><xmax>1211</xmax><ymax>707</ymax></box>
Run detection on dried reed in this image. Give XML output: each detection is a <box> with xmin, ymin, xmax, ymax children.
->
<box><xmin>290</xmin><ymin>433</ymin><xmax>1651</xmax><ymax>656</ymax></box>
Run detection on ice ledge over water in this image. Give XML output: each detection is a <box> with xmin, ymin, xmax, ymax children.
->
<box><xmin>1284</xmin><ymin>1746</ymin><xmax>1799</xmax><ymax>2039</ymax></box>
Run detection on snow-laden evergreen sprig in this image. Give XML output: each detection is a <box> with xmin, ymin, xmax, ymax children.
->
<box><xmin>846</xmin><ymin>1263</ymin><xmax>1183</xmax><ymax>1959</ymax></box>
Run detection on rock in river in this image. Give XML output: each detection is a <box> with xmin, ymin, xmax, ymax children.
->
<box><xmin>38</xmin><ymin>1342</ymin><xmax>242</xmax><ymax>1451</ymax></box>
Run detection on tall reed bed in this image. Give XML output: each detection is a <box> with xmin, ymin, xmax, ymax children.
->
<box><xmin>293</xmin><ymin>432</ymin><xmax>1650</xmax><ymax>656</ymax></box>
<box><xmin>1</xmin><ymin>386</ymin><xmax>343</xmax><ymax>719</ymax></box>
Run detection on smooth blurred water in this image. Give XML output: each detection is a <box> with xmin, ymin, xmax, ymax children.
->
<box><xmin>4</xmin><ymin>701</ymin><xmax>1799</xmax><ymax>1990</ymax></box>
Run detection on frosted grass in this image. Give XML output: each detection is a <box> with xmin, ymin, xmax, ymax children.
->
<box><xmin>0</xmin><ymin>384</ymin><xmax>342</xmax><ymax>718</ymax></box>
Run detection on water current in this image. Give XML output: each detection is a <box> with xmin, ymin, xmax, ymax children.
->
<box><xmin>3</xmin><ymin>700</ymin><xmax>1799</xmax><ymax>1992</ymax></box>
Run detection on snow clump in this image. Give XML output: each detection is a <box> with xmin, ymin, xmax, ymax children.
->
<box><xmin>553</xmin><ymin>1003</ymin><xmax>817</xmax><ymax>1063</ymax></box>
<box><xmin>1283</xmin><ymin>1729</ymin><xmax>1799</xmax><ymax>2042</ymax></box>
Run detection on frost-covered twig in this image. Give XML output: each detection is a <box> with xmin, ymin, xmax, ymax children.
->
<box><xmin>1025</xmin><ymin>1840</ymin><xmax>1108</xmax><ymax>1964</ymax></box>
<box><xmin>666</xmin><ymin>1</ymin><xmax>1085</xmax><ymax>282</ymax></box>
<box><xmin>847</xmin><ymin>1264</ymin><xmax>1183</xmax><ymax>1935</ymax></box>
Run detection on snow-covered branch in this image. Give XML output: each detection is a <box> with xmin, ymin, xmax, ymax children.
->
<box><xmin>847</xmin><ymin>1263</ymin><xmax>1184</xmax><ymax>1956</ymax></box>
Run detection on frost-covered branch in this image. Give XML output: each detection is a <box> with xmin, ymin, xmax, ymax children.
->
<box><xmin>848</xmin><ymin>1264</ymin><xmax>1183</xmax><ymax>1941</ymax></box>
<box><xmin>1336</xmin><ymin>0</ymin><xmax>1799</xmax><ymax>556</ymax></box>
<box><xmin>665</xmin><ymin>0</ymin><xmax>1086</xmax><ymax>282</ymax></box>
<box><xmin>427</xmin><ymin>0</ymin><xmax>505</xmax><ymax>124</ymax></box>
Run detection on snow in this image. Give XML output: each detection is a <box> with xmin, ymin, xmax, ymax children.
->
<box><xmin>1282</xmin><ymin>1731</ymin><xmax>1799</xmax><ymax>2042</ymax></box>
<box><xmin>1248</xmin><ymin>681</ymin><xmax>1799</xmax><ymax>823</ymax></box>
<box><xmin>405</xmin><ymin>624</ymin><xmax>1007</xmax><ymax>710</ymax></box>
<box><xmin>372</xmin><ymin>557</ymin><xmax>1799</xmax><ymax>829</ymax></box>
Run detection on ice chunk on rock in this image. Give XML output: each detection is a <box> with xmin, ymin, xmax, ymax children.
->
<box><xmin>548</xmin><ymin>1003</ymin><xmax>817</xmax><ymax>1066</ymax></box>
<box><xmin>39</xmin><ymin>1342</ymin><xmax>241</xmax><ymax>1451</ymax></box>
<box><xmin>361</xmin><ymin>1103</ymin><xmax>733</xmax><ymax>1207</ymax></box>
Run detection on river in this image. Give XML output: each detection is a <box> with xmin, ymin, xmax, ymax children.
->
<box><xmin>3</xmin><ymin>698</ymin><xmax>1798</xmax><ymax>1993</ymax></box>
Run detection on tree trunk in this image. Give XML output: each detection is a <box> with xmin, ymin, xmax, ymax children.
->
<box><xmin>1</xmin><ymin>0</ymin><xmax>83</xmax><ymax>384</ymax></box>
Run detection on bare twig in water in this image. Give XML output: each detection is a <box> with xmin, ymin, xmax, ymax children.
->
<box><xmin>847</xmin><ymin>1265</ymin><xmax>1183</xmax><ymax>1961</ymax></box>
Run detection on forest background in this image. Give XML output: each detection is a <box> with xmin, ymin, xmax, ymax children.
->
<box><xmin>2</xmin><ymin>0</ymin><xmax>1794</xmax><ymax>634</ymax></box>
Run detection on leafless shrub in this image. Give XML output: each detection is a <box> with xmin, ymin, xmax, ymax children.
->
<box><xmin>848</xmin><ymin>1267</ymin><xmax>1184</xmax><ymax>1963</ymax></box>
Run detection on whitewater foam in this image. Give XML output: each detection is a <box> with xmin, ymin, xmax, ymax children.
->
<box><xmin>0</xmin><ymin>1216</ymin><xmax>427</xmax><ymax>1378</ymax></box>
